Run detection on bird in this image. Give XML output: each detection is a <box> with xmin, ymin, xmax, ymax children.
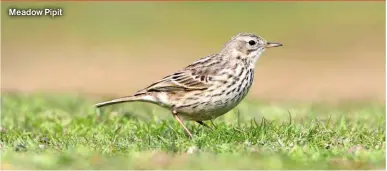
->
<box><xmin>95</xmin><ymin>33</ymin><xmax>282</xmax><ymax>138</ymax></box>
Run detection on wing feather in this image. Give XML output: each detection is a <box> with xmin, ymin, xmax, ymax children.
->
<box><xmin>135</xmin><ymin>54</ymin><xmax>221</xmax><ymax>93</ymax></box>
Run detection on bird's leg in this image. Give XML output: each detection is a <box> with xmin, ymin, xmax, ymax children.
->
<box><xmin>210</xmin><ymin>120</ymin><xmax>217</xmax><ymax>129</ymax></box>
<box><xmin>174</xmin><ymin>115</ymin><xmax>193</xmax><ymax>139</ymax></box>
<box><xmin>172</xmin><ymin>108</ymin><xmax>193</xmax><ymax>139</ymax></box>
<box><xmin>196</xmin><ymin>121</ymin><xmax>213</xmax><ymax>131</ymax></box>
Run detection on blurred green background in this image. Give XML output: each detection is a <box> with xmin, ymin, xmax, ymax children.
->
<box><xmin>2</xmin><ymin>2</ymin><xmax>385</xmax><ymax>102</ymax></box>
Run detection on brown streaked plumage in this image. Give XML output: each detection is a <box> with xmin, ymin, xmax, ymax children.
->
<box><xmin>95</xmin><ymin>33</ymin><xmax>282</xmax><ymax>138</ymax></box>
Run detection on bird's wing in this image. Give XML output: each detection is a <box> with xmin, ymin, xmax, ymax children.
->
<box><xmin>138</xmin><ymin>70</ymin><xmax>210</xmax><ymax>93</ymax></box>
<box><xmin>136</xmin><ymin>54</ymin><xmax>220</xmax><ymax>93</ymax></box>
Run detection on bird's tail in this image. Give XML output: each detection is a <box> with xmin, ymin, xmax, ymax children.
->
<box><xmin>94</xmin><ymin>94</ymin><xmax>144</xmax><ymax>108</ymax></box>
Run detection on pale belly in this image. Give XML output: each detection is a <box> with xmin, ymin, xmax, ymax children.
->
<box><xmin>176</xmin><ymin>84</ymin><xmax>252</xmax><ymax>121</ymax></box>
<box><xmin>178</xmin><ymin>101</ymin><xmax>239</xmax><ymax>121</ymax></box>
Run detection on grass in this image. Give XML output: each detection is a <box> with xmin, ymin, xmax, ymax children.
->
<box><xmin>0</xmin><ymin>93</ymin><xmax>385</xmax><ymax>169</ymax></box>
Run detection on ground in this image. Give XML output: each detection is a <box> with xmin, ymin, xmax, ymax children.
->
<box><xmin>1</xmin><ymin>94</ymin><xmax>385</xmax><ymax>169</ymax></box>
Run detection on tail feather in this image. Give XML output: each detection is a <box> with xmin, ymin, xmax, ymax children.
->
<box><xmin>94</xmin><ymin>95</ymin><xmax>142</xmax><ymax>108</ymax></box>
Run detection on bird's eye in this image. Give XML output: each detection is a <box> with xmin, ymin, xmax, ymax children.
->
<box><xmin>248</xmin><ymin>40</ymin><xmax>256</xmax><ymax>45</ymax></box>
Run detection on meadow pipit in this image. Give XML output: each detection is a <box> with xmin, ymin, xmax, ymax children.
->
<box><xmin>95</xmin><ymin>33</ymin><xmax>282</xmax><ymax>138</ymax></box>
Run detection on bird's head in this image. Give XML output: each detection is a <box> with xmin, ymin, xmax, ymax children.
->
<box><xmin>221</xmin><ymin>33</ymin><xmax>282</xmax><ymax>63</ymax></box>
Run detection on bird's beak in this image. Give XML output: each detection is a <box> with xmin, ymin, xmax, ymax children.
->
<box><xmin>265</xmin><ymin>42</ymin><xmax>283</xmax><ymax>48</ymax></box>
